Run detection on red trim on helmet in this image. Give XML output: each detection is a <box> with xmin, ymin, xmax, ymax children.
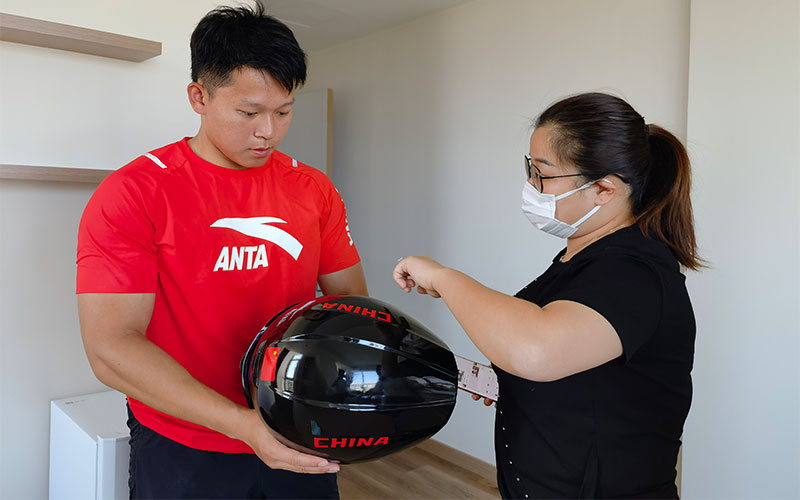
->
<box><xmin>260</xmin><ymin>347</ymin><xmax>280</xmax><ymax>382</ymax></box>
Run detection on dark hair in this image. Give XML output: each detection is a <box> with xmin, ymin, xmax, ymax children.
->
<box><xmin>190</xmin><ymin>3</ymin><xmax>307</xmax><ymax>93</ymax></box>
<box><xmin>535</xmin><ymin>92</ymin><xmax>703</xmax><ymax>270</ymax></box>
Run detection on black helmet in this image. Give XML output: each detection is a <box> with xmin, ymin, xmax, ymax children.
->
<box><xmin>241</xmin><ymin>295</ymin><xmax>458</xmax><ymax>463</ymax></box>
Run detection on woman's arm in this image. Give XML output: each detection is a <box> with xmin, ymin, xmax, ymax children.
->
<box><xmin>393</xmin><ymin>257</ymin><xmax>622</xmax><ymax>382</ymax></box>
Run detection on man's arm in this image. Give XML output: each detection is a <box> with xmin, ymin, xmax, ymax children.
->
<box><xmin>318</xmin><ymin>262</ymin><xmax>368</xmax><ymax>296</ymax></box>
<box><xmin>78</xmin><ymin>293</ymin><xmax>339</xmax><ymax>474</ymax></box>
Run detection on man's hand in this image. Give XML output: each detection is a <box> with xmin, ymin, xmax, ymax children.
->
<box><xmin>392</xmin><ymin>255</ymin><xmax>446</xmax><ymax>298</ymax></box>
<box><xmin>235</xmin><ymin>409</ymin><xmax>339</xmax><ymax>474</ymax></box>
<box><xmin>78</xmin><ymin>293</ymin><xmax>340</xmax><ymax>474</ymax></box>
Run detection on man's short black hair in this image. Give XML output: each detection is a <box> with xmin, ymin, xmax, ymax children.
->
<box><xmin>190</xmin><ymin>3</ymin><xmax>307</xmax><ymax>94</ymax></box>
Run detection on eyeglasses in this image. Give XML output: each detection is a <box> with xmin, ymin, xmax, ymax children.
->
<box><xmin>524</xmin><ymin>155</ymin><xmax>584</xmax><ymax>192</ymax></box>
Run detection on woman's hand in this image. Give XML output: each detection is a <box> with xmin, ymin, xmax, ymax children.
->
<box><xmin>393</xmin><ymin>256</ymin><xmax>446</xmax><ymax>298</ymax></box>
<box><xmin>471</xmin><ymin>393</ymin><xmax>496</xmax><ymax>407</ymax></box>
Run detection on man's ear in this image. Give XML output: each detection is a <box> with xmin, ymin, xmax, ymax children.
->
<box><xmin>187</xmin><ymin>82</ymin><xmax>208</xmax><ymax>115</ymax></box>
<box><xmin>594</xmin><ymin>178</ymin><xmax>619</xmax><ymax>206</ymax></box>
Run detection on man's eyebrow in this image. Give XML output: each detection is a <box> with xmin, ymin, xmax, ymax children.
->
<box><xmin>533</xmin><ymin>157</ymin><xmax>554</xmax><ymax>166</ymax></box>
<box><xmin>238</xmin><ymin>98</ymin><xmax>295</xmax><ymax>108</ymax></box>
<box><xmin>239</xmin><ymin>99</ymin><xmax>259</xmax><ymax>107</ymax></box>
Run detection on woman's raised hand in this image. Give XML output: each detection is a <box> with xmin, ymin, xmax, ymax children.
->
<box><xmin>392</xmin><ymin>255</ymin><xmax>445</xmax><ymax>298</ymax></box>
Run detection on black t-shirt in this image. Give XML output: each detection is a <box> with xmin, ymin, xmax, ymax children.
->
<box><xmin>495</xmin><ymin>225</ymin><xmax>695</xmax><ymax>499</ymax></box>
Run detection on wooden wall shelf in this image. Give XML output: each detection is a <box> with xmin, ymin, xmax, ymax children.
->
<box><xmin>0</xmin><ymin>13</ymin><xmax>161</xmax><ymax>62</ymax></box>
<box><xmin>0</xmin><ymin>165</ymin><xmax>113</xmax><ymax>184</ymax></box>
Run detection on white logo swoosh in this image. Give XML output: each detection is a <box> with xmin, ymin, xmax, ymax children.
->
<box><xmin>210</xmin><ymin>217</ymin><xmax>303</xmax><ymax>260</ymax></box>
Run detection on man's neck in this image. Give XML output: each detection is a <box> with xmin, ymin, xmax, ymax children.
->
<box><xmin>187</xmin><ymin>134</ymin><xmax>242</xmax><ymax>170</ymax></box>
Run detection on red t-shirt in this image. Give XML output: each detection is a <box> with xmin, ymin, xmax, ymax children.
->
<box><xmin>76</xmin><ymin>138</ymin><xmax>360</xmax><ymax>453</ymax></box>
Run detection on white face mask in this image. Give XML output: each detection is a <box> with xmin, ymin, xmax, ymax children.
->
<box><xmin>521</xmin><ymin>179</ymin><xmax>607</xmax><ymax>238</ymax></box>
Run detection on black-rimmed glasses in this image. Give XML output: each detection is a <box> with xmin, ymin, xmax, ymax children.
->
<box><xmin>524</xmin><ymin>155</ymin><xmax>584</xmax><ymax>192</ymax></box>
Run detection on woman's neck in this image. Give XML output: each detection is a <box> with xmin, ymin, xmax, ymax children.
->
<box><xmin>562</xmin><ymin>215</ymin><xmax>636</xmax><ymax>262</ymax></box>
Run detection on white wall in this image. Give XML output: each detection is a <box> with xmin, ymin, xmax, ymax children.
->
<box><xmin>682</xmin><ymin>0</ymin><xmax>800</xmax><ymax>497</ymax></box>
<box><xmin>0</xmin><ymin>1</ymin><xmax>219</xmax><ymax>497</ymax></box>
<box><xmin>305</xmin><ymin>0</ymin><xmax>690</xmax><ymax>467</ymax></box>
<box><xmin>0</xmin><ymin>1</ymin><xmax>219</xmax><ymax>169</ymax></box>
<box><xmin>4</xmin><ymin>0</ymin><xmax>795</xmax><ymax>497</ymax></box>
<box><xmin>279</xmin><ymin>88</ymin><xmax>332</xmax><ymax>175</ymax></box>
<box><xmin>0</xmin><ymin>181</ymin><xmax>106</xmax><ymax>498</ymax></box>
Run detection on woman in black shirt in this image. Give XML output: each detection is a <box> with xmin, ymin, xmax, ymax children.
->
<box><xmin>393</xmin><ymin>93</ymin><xmax>700</xmax><ymax>498</ymax></box>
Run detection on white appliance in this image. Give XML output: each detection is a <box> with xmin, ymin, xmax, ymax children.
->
<box><xmin>49</xmin><ymin>390</ymin><xmax>130</xmax><ymax>499</ymax></box>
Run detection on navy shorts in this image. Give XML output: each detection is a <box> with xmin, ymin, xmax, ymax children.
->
<box><xmin>127</xmin><ymin>406</ymin><xmax>339</xmax><ymax>499</ymax></box>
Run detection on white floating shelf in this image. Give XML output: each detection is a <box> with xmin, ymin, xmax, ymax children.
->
<box><xmin>0</xmin><ymin>12</ymin><xmax>161</xmax><ymax>62</ymax></box>
<box><xmin>0</xmin><ymin>164</ymin><xmax>113</xmax><ymax>184</ymax></box>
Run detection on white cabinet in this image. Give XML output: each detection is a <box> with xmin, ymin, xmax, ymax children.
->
<box><xmin>49</xmin><ymin>390</ymin><xmax>130</xmax><ymax>499</ymax></box>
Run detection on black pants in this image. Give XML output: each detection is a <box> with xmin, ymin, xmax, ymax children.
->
<box><xmin>127</xmin><ymin>406</ymin><xmax>339</xmax><ymax>499</ymax></box>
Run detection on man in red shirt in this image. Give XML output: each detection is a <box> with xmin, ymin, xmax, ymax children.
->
<box><xmin>77</xmin><ymin>4</ymin><xmax>367</xmax><ymax>498</ymax></box>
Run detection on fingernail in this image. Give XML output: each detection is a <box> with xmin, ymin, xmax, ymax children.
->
<box><xmin>328</xmin><ymin>465</ymin><xmax>340</xmax><ymax>473</ymax></box>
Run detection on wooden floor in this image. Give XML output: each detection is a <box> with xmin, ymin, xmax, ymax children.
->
<box><xmin>338</xmin><ymin>441</ymin><xmax>501</xmax><ymax>499</ymax></box>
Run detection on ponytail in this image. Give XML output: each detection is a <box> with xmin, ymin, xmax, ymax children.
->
<box><xmin>636</xmin><ymin>125</ymin><xmax>703</xmax><ymax>270</ymax></box>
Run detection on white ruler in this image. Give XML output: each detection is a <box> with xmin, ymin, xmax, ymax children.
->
<box><xmin>455</xmin><ymin>354</ymin><xmax>499</xmax><ymax>401</ymax></box>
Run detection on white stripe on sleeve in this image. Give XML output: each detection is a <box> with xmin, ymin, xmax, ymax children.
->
<box><xmin>143</xmin><ymin>153</ymin><xmax>168</xmax><ymax>169</ymax></box>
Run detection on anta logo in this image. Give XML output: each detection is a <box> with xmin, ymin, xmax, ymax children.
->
<box><xmin>210</xmin><ymin>217</ymin><xmax>303</xmax><ymax>272</ymax></box>
<box><xmin>313</xmin><ymin>437</ymin><xmax>389</xmax><ymax>448</ymax></box>
<box><xmin>321</xmin><ymin>302</ymin><xmax>392</xmax><ymax>323</ymax></box>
